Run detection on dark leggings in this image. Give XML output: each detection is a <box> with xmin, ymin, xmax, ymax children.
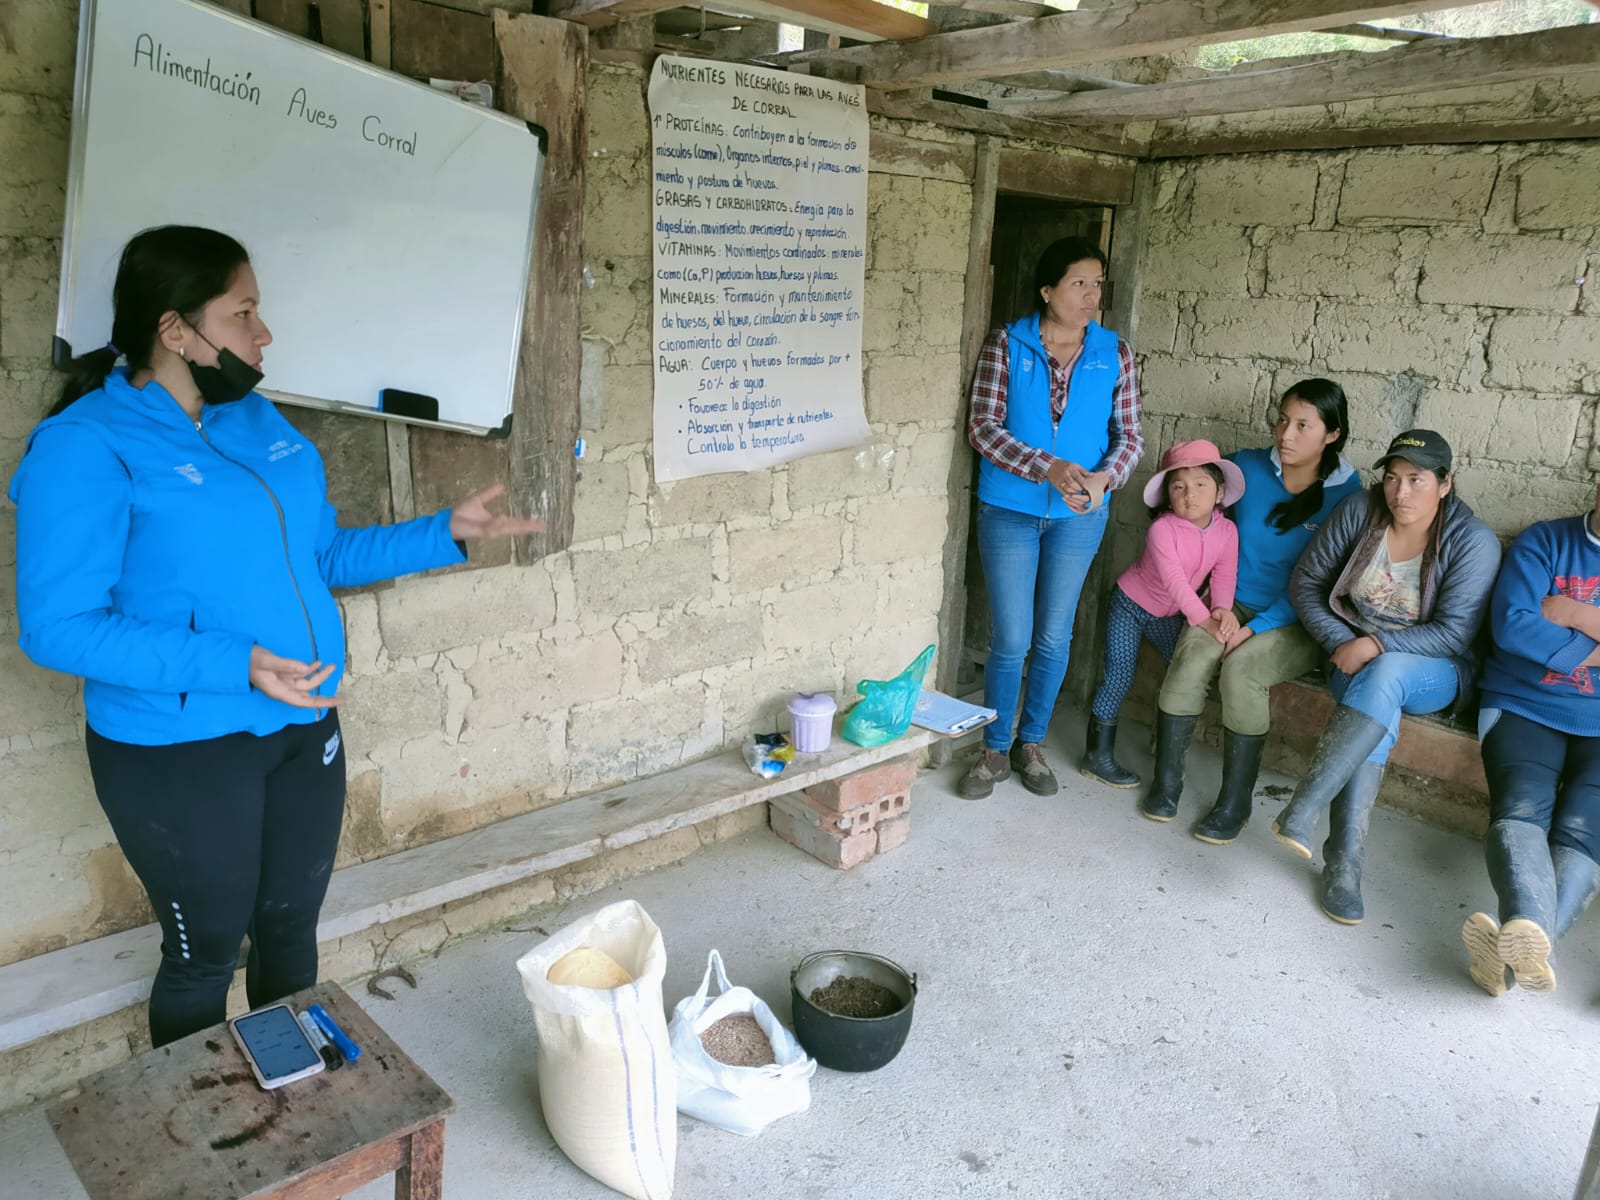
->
<box><xmin>86</xmin><ymin>712</ymin><xmax>346</xmax><ymax>1047</ymax></box>
<box><xmin>1481</xmin><ymin>710</ymin><xmax>1600</xmax><ymax>859</ymax></box>
<box><xmin>1090</xmin><ymin>586</ymin><xmax>1185</xmax><ymax>722</ymax></box>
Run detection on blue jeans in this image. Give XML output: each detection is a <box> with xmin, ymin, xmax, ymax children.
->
<box><xmin>976</xmin><ymin>500</ymin><xmax>1109</xmax><ymax>750</ymax></box>
<box><xmin>1328</xmin><ymin>651</ymin><xmax>1459</xmax><ymax>764</ymax></box>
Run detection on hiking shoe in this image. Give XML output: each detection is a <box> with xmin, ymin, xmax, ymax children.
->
<box><xmin>1010</xmin><ymin>742</ymin><xmax>1059</xmax><ymax>797</ymax></box>
<box><xmin>959</xmin><ymin>748</ymin><xmax>1012</xmax><ymax>799</ymax></box>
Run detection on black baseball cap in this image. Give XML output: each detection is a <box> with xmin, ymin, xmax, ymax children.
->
<box><xmin>1374</xmin><ymin>429</ymin><xmax>1452</xmax><ymax>473</ymax></box>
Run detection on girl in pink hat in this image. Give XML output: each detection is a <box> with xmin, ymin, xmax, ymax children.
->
<box><xmin>1082</xmin><ymin>440</ymin><xmax>1244</xmax><ymax>788</ymax></box>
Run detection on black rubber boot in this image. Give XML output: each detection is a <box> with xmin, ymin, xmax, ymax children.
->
<box><xmin>1553</xmin><ymin>845</ymin><xmax>1600</xmax><ymax>941</ymax></box>
<box><xmin>1193</xmin><ymin>729</ymin><xmax>1265</xmax><ymax>845</ymax></box>
<box><xmin>1080</xmin><ymin>717</ymin><xmax>1140</xmax><ymax>789</ymax></box>
<box><xmin>1487</xmin><ymin>818</ymin><xmax>1558</xmax><ymax>992</ymax></box>
<box><xmin>1272</xmin><ymin>706</ymin><xmax>1388</xmax><ymax>859</ymax></box>
<box><xmin>1141</xmin><ymin>711</ymin><xmax>1197</xmax><ymax>822</ymax></box>
<box><xmin>1319</xmin><ymin>761</ymin><xmax>1382</xmax><ymax>924</ymax></box>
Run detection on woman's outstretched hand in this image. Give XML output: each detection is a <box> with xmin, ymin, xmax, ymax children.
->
<box><xmin>250</xmin><ymin>647</ymin><xmax>340</xmax><ymax>708</ymax></box>
<box><xmin>449</xmin><ymin>483</ymin><xmax>548</xmax><ymax>541</ymax></box>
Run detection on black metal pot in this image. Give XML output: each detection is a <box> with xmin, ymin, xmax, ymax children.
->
<box><xmin>790</xmin><ymin>950</ymin><xmax>917</xmax><ymax>1073</ymax></box>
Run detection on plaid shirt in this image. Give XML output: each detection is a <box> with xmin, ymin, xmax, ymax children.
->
<box><xmin>966</xmin><ymin>327</ymin><xmax>1144</xmax><ymax>488</ymax></box>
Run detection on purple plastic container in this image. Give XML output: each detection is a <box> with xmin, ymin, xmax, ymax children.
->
<box><xmin>787</xmin><ymin>692</ymin><xmax>838</xmax><ymax>753</ymax></box>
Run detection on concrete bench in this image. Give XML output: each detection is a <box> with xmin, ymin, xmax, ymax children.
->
<box><xmin>0</xmin><ymin>723</ymin><xmax>939</xmax><ymax>1110</ymax></box>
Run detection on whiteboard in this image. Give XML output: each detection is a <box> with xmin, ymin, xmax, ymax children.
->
<box><xmin>58</xmin><ymin>0</ymin><xmax>544</xmax><ymax>436</ymax></box>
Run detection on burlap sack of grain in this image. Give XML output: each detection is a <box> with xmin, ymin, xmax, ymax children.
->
<box><xmin>516</xmin><ymin>900</ymin><xmax>675</xmax><ymax>1199</ymax></box>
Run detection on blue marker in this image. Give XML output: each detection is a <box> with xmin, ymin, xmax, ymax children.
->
<box><xmin>308</xmin><ymin>1004</ymin><xmax>362</xmax><ymax>1063</ymax></box>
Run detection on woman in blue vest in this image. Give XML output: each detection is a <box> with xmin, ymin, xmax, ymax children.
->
<box><xmin>9</xmin><ymin>225</ymin><xmax>542</xmax><ymax>1046</ymax></box>
<box><xmin>962</xmin><ymin>237</ymin><xmax>1144</xmax><ymax>798</ymax></box>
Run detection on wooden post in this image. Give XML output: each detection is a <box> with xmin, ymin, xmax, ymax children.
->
<box><xmin>495</xmin><ymin>12</ymin><xmax>588</xmax><ymax>562</ymax></box>
<box><xmin>932</xmin><ymin>135</ymin><xmax>1001</xmax><ymax>734</ymax></box>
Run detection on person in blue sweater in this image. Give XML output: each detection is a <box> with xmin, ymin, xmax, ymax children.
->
<box><xmin>1461</xmin><ymin>489</ymin><xmax>1600</xmax><ymax>995</ymax></box>
<box><xmin>8</xmin><ymin>226</ymin><xmax>541</xmax><ymax>1046</ymax></box>
<box><xmin>1144</xmin><ymin>380</ymin><xmax>1362</xmax><ymax>842</ymax></box>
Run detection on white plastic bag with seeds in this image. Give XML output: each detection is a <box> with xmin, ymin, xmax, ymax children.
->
<box><xmin>517</xmin><ymin>900</ymin><xmax>676</xmax><ymax>1200</ymax></box>
<box><xmin>668</xmin><ymin>949</ymin><xmax>815</xmax><ymax>1136</ymax></box>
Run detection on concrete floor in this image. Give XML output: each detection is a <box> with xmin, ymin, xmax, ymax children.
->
<box><xmin>5</xmin><ymin>715</ymin><xmax>1599</xmax><ymax>1200</ymax></box>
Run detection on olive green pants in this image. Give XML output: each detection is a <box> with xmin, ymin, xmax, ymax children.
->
<box><xmin>1156</xmin><ymin>605</ymin><xmax>1322</xmax><ymax>737</ymax></box>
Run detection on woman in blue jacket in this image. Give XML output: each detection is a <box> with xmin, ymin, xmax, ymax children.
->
<box><xmin>9</xmin><ymin>226</ymin><xmax>540</xmax><ymax>1046</ymax></box>
<box><xmin>962</xmin><ymin>237</ymin><xmax>1144</xmax><ymax>799</ymax></box>
<box><xmin>1461</xmin><ymin>486</ymin><xmax>1600</xmax><ymax>995</ymax></box>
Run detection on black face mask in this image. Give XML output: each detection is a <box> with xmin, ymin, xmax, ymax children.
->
<box><xmin>186</xmin><ymin>333</ymin><xmax>262</xmax><ymax>406</ymax></box>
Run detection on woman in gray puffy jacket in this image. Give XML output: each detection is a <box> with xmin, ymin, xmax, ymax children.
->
<box><xmin>1273</xmin><ymin>430</ymin><xmax>1502</xmax><ymax>924</ymax></box>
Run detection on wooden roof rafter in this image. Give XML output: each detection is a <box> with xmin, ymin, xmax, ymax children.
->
<box><xmin>989</xmin><ymin>22</ymin><xmax>1600</xmax><ymax>123</ymax></box>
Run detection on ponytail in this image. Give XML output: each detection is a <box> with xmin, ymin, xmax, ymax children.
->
<box><xmin>49</xmin><ymin>345</ymin><xmax>121</xmax><ymax>417</ymax></box>
<box><xmin>1268</xmin><ymin>444</ymin><xmax>1336</xmax><ymax>532</ymax></box>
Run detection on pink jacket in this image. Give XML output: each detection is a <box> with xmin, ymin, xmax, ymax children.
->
<box><xmin>1117</xmin><ymin>511</ymin><xmax>1239</xmax><ymax>625</ymax></box>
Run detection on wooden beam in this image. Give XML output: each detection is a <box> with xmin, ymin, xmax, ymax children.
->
<box><xmin>867</xmin><ymin>91</ymin><xmax>1149</xmax><ymax>156</ymax></box>
<box><xmin>495</xmin><ymin>12</ymin><xmax>588</xmax><ymax>561</ymax></box>
<box><xmin>997</xmin><ymin>145</ymin><xmax>1135</xmax><ymax>206</ymax></box>
<box><xmin>1149</xmin><ymin>114</ymin><xmax>1600</xmax><ymax>159</ymax></box>
<box><xmin>548</xmin><ymin>0</ymin><xmax>683</xmax><ymax>31</ymax></box>
<box><xmin>1319</xmin><ymin>22</ymin><xmax>1449</xmax><ymax>42</ymax></box>
<box><xmin>800</xmin><ymin>0</ymin><xmax>1485</xmax><ymax>91</ymax></box>
<box><xmin>993</xmin><ymin>23</ymin><xmax>1600</xmax><ymax>123</ymax></box>
<box><xmin>703</xmin><ymin>0</ymin><xmax>934</xmax><ymax>42</ymax></box>
<box><xmin>934</xmin><ymin>135</ymin><xmax>1000</xmax><ymax>702</ymax></box>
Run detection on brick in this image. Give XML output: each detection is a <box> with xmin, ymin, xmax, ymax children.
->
<box><xmin>875</xmin><ymin>812</ymin><xmax>912</xmax><ymax>855</ymax></box>
<box><xmin>862</xmin><ymin>271</ymin><xmax>911</xmax><ymax>353</ymax></box>
<box><xmin>0</xmin><ymin>0</ymin><xmax>78</xmax><ymax>100</ymax></box>
<box><xmin>566</xmin><ymin>682</ymin><xmax>715</xmax><ymax>789</ymax></box>
<box><xmin>787</xmin><ymin>441</ymin><xmax>895</xmax><ymax>509</ymax></box>
<box><xmin>1338</xmin><ymin>151</ymin><xmax>1497</xmax><ymax>225</ymax></box>
<box><xmin>772</xmin><ymin>789</ymin><xmax>882</xmax><ymax>836</ymax></box>
<box><xmin>464</xmin><ymin>631</ymin><xmax>624</xmax><ymax>727</ymax></box>
<box><xmin>895</xmin><ymin>429</ymin><xmax>958</xmax><ymax>495</ymax></box>
<box><xmin>572</xmin><ymin>459</ymin><xmax>630</xmax><ymax>543</ymax></box>
<box><xmin>1140</xmin><ymin>228</ymin><xmax>1252</xmax><ymax>295</ymax></box>
<box><xmin>1514</xmin><ymin>150</ymin><xmax>1600</xmax><ymax>231</ymax></box>
<box><xmin>1487</xmin><ymin>314</ymin><xmax>1600</xmax><ymax>394</ymax></box>
<box><xmin>769</xmin><ymin>801</ymin><xmax>876</xmax><ymax>869</ymax></box>
<box><xmin>728</xmin><ymin>515</ymin><xmax>844</xmax><ymax>592</ymax></box>
<box><xmin>806</xmin><ymin>756</ymin><xmax>916</xmax><ymax>812</ymax></box>
<box><xmin>1189</xmin><ymin>156</ymin><xmax>1316</xmax><ymax>227</ymax></box>
<box><xmin>1192</xmin><ymin>297</ymin><xmax>1315</xmax><ymax>363</ymax></box>
<box><xmin>0</xmin><ymin>95</ymin><xmax>69</xmax><ymax>238</ymax></box>
<box><xmin>599</xmin><ymin>364</ymin><xmax>653</xmax><ymax>445</ymax></box>
<box><xmin>1418</xmin><ymin>235</ymin><xmax>1583</xmax><ymax>313</ymax></box>
<box><xmin>865</xmin><ymin>350</ymin><xmax>963</xmax><ymax>425</ymax></box>
<box><xmin>580</xmin><ymin>258</ymin><xmax>651</xmax><ymax>367</ymax></box>
<box><xmin>765</xmin><ymin>579</ymin><xmax>878</xmax><ymax>654</ymax></box>
<box><xmin>1415</xmin><ymin>388</ymin><xmax>1583</xmax><ymax>472</ymax></box>
<box><xmin>1136</xmin><ymin>354</ymin><xmax>1263</xmax><ymax>422</ymax></box>
<box><xmin>338</xmin><ymin>667</ymin><xmax>445</xmax><ymax>755</ymax></box>
<box><xmin>570</xmin><ymin>536</ymin><xmax>713</xmax><ymax>617</ymax></box>
<box><xmin>853</xmin><ymin>494</ymin><xmax>949</xmax><ymax>566</ymax></box>
<box><xmin>1314</xmin><ymin>302</ymin><xmax>1478</xmax><ymax>384</ymax></box>
<box><xmin>652</xmin><ymin>469</ymin><xmax>771</xmax><ymax>526</ymax></box>
<box><xmin>1265</xmin><ymin>231</ymin><xmax>1405</xmax><ymax>300</ymax></box>
<box><xmin>377</xmin><ymin>563</ymin><xmax>557</xmax><ymax>659</ymax></box>
<box><xmin>914</xmin><ymin>272</ymin><xmax>967</xmax><ymax>352</ymax></box>
<box><xmin>0</xmin><ymin>236</ymin><xmax>58</xmax><ymax>361</ymax></box>
<box><xmin>636</xmin><ymin>604</ymin><xmax>764</xmax><ymax>684</ymax></box>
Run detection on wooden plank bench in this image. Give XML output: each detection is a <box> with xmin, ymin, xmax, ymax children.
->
<box><xmin>0</xmin><ymin>724</ymin><xmax>941</xmax><ymax>1063</ymax></box>
<box><xmin>48</xmin><ymin>982</ymin><xmax>450</xmax><ymax>1200</ymax></box>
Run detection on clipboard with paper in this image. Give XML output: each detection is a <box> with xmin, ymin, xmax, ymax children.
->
<box><xmin>910</xmin><ymin>690</ymin><xmax>997</xmax><ymax>737</ymax></box>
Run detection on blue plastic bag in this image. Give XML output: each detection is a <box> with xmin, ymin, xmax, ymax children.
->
<box><xmin>840</xmin><ymin>644</ymin><xmax>936</xmax><ymax>748</ymax></box>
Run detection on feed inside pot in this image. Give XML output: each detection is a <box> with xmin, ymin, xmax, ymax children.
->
<box><xmin>808</xmin><ymin>975</ymin><xmax>901</xmax><ymax>1019</ymax></box>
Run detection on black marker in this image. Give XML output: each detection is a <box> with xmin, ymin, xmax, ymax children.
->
<box><xmin>297</xmin><ymin>1010</ymin><xmax>342</xmax><ymax>1071</ymax></box>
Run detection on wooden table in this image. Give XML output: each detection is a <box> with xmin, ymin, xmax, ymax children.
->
<box><xmin>48</xmin><ymin>983</ymin><xmax>453</xmax><ymax>1199</ymax></box>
